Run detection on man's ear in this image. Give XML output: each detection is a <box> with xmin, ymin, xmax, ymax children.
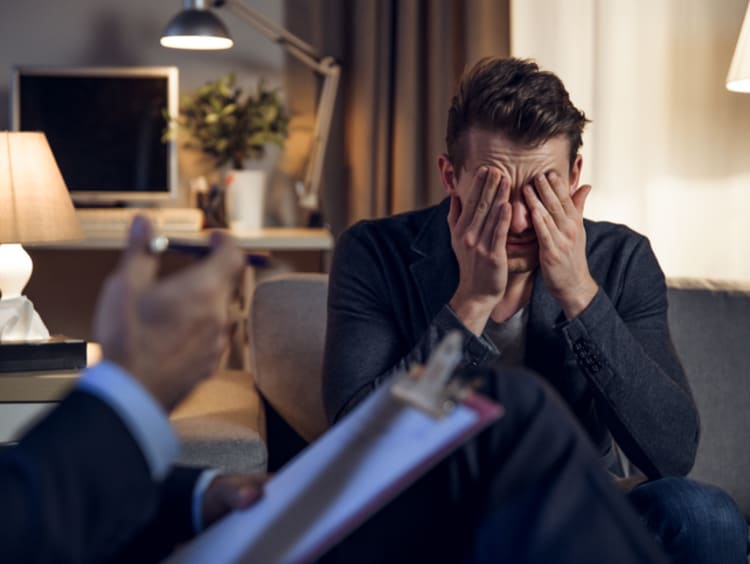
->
<box><xmin>438</xmin><ymin>154</ymin><xmax>458</xmax><ymax>196</ymax></box>
<box><xmin>569</xmin><ymin>154</ymin><xmax>583</xmax><ymax>194</ymax></box>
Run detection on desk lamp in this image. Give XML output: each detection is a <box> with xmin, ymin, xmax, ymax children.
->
<box><xmin>160</xmin><ymin>0</ymin><xmax>341</xmax><ymax>221</ymax></box>
<box><xmin>728</xmin><ymin>1</ymin><xmax>750</xmax><ymax>92</ymax></box>
<box><xmin>0</xmin><ymin>131</ymin><xmax>83</xmax><ymax>341</ymax></box>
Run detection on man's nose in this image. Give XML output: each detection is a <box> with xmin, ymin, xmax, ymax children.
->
<box><xmin>509</xmin><ymin>193</ymin><xmax>532</xmax><ymax>235</ymax></box>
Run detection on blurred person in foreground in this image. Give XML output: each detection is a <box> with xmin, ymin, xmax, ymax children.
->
<box><xmin>0</xmin><ymin>215</ymin><xmax>264</xmax><ymax>563</ymax></box>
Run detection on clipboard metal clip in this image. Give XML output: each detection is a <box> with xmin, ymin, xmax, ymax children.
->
<box><xmin>390</xmin><ymin>331</ymin><xmax>469</xmax><ymax>419</ymax></box>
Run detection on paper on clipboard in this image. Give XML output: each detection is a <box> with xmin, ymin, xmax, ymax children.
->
<box><xmin>166</xmin><ymin>334</ymin><xmax>503</xmax><ymax>564</ymax></box>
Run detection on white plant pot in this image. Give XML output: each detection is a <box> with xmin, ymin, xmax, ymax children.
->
<box><xmin>225</xmin><ymin>169</ymin><xmax>266</xmax><ymax>231</ymax></box>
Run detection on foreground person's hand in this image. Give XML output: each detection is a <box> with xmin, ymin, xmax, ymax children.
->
<box><xmin>202</xmin><ymin>473</ymin><xmax>269</xmax><ymax>528</ymax></box>
<box><xmin>93</xmin><ymin>215</ymin><xmax>245</xmax><ymax>411</ymax></box>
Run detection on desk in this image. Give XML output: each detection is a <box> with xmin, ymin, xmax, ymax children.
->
<box><xmin>0</xmin><ymin>343</ymin><xmax>101</xmax><ymax>443</ymax></box>
<box><xmin>29</xmin><ymin>227</ymin><xmax>334</xmax><ymax>252</ymax></box>
<box><xmin>24</xmin><ymin>228</ymin><xmax>334</xmax><ymax>365</ymax></box>
<box><xmin>0</xmin><ymin>347</ymin><xmax>266</xmax><ymax>473</ymax></box>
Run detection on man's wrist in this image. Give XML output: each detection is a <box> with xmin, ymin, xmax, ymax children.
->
<box><xmin>448</xmin><ymin>293</ymin><xmax>496</xmax><ymax>336</ymax></box>
<box><xmin>558</xmin><ymin>278</ymin><xmax>599</xmax><ymax>320</ymax></box>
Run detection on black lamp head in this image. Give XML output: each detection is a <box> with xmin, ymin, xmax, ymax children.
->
<box><xmin>161</xmin><ymin>0</ymin><xmax>233</xmax><ymax>50</ymax></box>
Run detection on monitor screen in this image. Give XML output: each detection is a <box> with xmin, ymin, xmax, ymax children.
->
<box><xmin>11</xmin><ymin>66</ymin><xmax>178</xmax><ymax>204</ymax></box>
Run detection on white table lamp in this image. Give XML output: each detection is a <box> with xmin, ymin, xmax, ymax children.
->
<box><xmin>728</xmin><ymin>2</ymin><xmax>750</xmax><ymax>92</ymax></box>
<box><xmin>0</xmin><ymin>131</ymin><xmax>83</xmax><ymax>341</ymax></box>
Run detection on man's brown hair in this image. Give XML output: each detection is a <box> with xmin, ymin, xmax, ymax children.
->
<box><xmin>446</xmin><ymin>57</ymin><xmax>589</xmax><ymax>174</ymax></box>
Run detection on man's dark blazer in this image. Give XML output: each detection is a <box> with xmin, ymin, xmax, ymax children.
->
<box><xmin>323</xmin><ymin>198</ymin><xmax>699</xmax><ymax>479</ymax></box>
<box><xmin>0</xmin><ymin>389</ymin><xmax>200</xmax><ymax>563</ymax></box>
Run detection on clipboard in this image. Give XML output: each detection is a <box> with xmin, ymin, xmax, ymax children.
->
<box><xmin>166</xmin><ymin>332</ymin><xmax>504</xmax><ymax>564</ymax></box>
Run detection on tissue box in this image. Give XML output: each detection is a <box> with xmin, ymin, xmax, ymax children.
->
<box><xmin>0</xmin><ymin>336</ymin><xmax>86</xmax><ymax>373</ymax></box>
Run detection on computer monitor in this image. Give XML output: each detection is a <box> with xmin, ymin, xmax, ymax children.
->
<box><xmin>11</xmin><ymin>66</ymin><xmax>178</xmax><ymax>205</ymax></box>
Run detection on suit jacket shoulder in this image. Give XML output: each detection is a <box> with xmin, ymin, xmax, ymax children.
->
<box><xmin>0</xmin><ymin>390</ymin><xmax>160</xmax><ymax>563</ymax></box>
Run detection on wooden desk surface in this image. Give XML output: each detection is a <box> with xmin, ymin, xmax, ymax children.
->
<box><xmin>27</xmin><ymin>227</ymin><xmax>334</xmax><ymax>252</ymax></box>
<box><xmin>25</xmin><ymin>227</ymin><xmax>332</xmax><ymax>345</ymax></box>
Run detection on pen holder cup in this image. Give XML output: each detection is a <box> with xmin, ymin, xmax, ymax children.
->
<box><xmin>196</xmin><ymin>189</ymin><xmax>227</xmax><ymax>229</ymax></box>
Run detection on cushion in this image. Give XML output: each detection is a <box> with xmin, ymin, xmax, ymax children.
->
<box><xmin>170</xmin><ymin>369</ymin><xmax>266</xmax><ymax>474</ymax></box>
<box><xmin>667</xmin><ymin>277</ymin><xmax>750</xmax><ymax>518</ymax></box>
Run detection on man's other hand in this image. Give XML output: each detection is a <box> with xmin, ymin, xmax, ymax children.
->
<box><xmin>523</xmin><ymin>172</ymin><xmax>598</xmax><ymax>319</ymax></box>
<box><xmin>93</xmin><ymin>215</ymin><xmax>245</xmax><ymax>411</ymax></box>
<box><xmin>202</xmin><ymin>473</ymin><xmax>268</xmax><ymax>528</ymax></box>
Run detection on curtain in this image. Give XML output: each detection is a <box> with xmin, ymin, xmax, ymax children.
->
<box><xmin>512</xmin><ymin>0</ymin><xmax>750</xmax><ymax>280</ymax></box>
<box><xmin>285</xmin><ymin>0</ymin><xmax>510</xmax><ymax>233</ymax></box>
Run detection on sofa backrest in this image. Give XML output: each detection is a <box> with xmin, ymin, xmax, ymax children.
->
<box><xmin>250</xmin><ymin>273</ymin><xmax>750</xmax><ymax>519</ymax></box>
<box><xmin>667</xmin><ymin>277</ymin><xmax>750</xmax><ymax>519</ymax></box>
<box><xmin>250</xmin><ymin>273</ymin><xmax>329</xmax><ymax>444</ymax></box>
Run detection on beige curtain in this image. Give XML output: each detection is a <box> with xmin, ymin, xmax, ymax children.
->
<box><xmin>286</xmin><ymin>0</ymin><xmax>509</xmax><ymax>233</ymax></box>
<box><xmin>512</xmin><ymin>0</ymin><xmax>750</xmax><ymax>280</ymax></box>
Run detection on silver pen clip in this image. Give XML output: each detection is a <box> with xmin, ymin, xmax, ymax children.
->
<box><xmin>390</xmin><ymin>331</ymin><xmax>466</xmax><ymax>418</ymax></box>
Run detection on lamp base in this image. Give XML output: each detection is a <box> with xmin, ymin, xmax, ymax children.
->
<box><xmin>0</xmin><ymin>243</ymin><xmax>33</xmax><ymax>300</ymax></box>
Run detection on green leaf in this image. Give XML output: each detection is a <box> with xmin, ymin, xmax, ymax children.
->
<box><xmin>167</xmin><ymin>71</ymin><xmax>289</xmax><ymax>164</ymax></box>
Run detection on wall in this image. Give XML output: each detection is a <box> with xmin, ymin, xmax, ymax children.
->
<box><xmin>0</xmin><ymin>0</ymin><xmax>316</xmax><ymax>342</ymax></box>
<box><xmin>512</xmin><ymin>0</ymin><xmax>750</xmax><ymax>281</ymax></box>
<box><xmin>0</xmin><ymin>0</ymin><xmax>285</xmax><ymax>206</ymax></box>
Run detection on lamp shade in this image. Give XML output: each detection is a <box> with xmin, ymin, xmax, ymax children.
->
<box><xmin>728</xmin><ymin>2</ymin><xmax>750</xmax><ymax>92</ymax></box>
<box><xmin>160</xmin><ymin>6</ymin><xmax>234</xmax><ymax>50</ymax></box>
<box><xmin>0</xmin><ymin>131</ymin><xmax>82</xmax><ymax>244</ymax></box>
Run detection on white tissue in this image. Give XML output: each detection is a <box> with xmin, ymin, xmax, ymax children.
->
<box><xmin>0</xmin><ymin>296</ymin><xmax>51</xmax><ymax>341</ymax></box>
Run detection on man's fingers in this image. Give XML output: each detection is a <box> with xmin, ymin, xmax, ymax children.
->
<box><xmin>532</xmin><ymin>173</ymin><xmax>567</xmax><ymax>224</ymax></box>
<box><xmin>524</xmin><ymin>183</ymin><xmax>557</xmax><ymax>246</ymax></box>
<box><xmin>454</xmin><ymin>167</ymin><xmax>489</xmax><ymax>233</ymax></box>
<box><xmin>119</xmin><ymin>215</ymin><xmax>159</xmax><ymax>293</ymax></box>
<box><xmin>216</xmin><ymin>475</ymin><xmax>266</xmax><ymax>509</ymax></box>
<box><xmin>530</xmin><ymin>202</ymin><xmax>555</xmax><ymax>250</ymax></box>
<box><xmin>207</xmin><ymin>232</ymin><xmax>245</xmax><ymax>285</ymax></box>
<box><xmin>205</xmin><ymin>474</ymin><xmax>268</xmax><ymax>525</ymax></box>
<box><xmin>522</xmin><ymin>183</ymin><xmax>543</xmax><ymax>216</ymax></box>
<box><xmin>158</xmin><ymin>235</ymin><xmax>244</xmax><ymax>306</ymax></box>
<box><xmin>491</xmin><ymin>202</ymin><xmax>512</xmax><ymax>254</ymax></box>
<box><xmin>478</xmin><ymin>176</ymin><xmax>508</xmax><ymax>250</ymax></box>
<box><xmin>231</xmin><ymin>483</ymin><xmax>265</xmax><ymax>509</ymax></box>
<box><xmin>467</xmin><ymin>168</ymin><xmax>501</xmax><ymax>233</ymax></box>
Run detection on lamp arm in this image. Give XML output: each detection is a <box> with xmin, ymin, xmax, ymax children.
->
<box><xmin>300</xmin><ymin>61</ymin><xmax>340</xmax><ymax>211</ymax></box>
<box><xmin>218</xmin><ymin>0</ymin><xmax>341</xmax><ymax>213</ymax></box>
<box><xmin>220</xmin><ymin>0</ymin><xmax>326</xmax><ymax>73</ymax></box>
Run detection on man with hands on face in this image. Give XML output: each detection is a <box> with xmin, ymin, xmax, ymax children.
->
<box><xmin>445</xmin><ymin>140</ymin><xmax>596</xmax><ymax>336</ymax></box>
<box><xmin>323</xmin><ymin>57</ymin><xmax>748</xmax><ymax>563</ymax></box>
<box><xmin>0</xmin><ymin>215</ymin><xmax>266</xmax><ymax>563</ymax></box>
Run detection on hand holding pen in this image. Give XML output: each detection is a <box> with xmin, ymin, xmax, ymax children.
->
<box><xmin>148</xmin><ymin>235</ymin><xmax>271</xmax><ymax>267</ymax></box>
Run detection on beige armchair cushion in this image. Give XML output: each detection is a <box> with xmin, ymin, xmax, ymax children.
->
<box><xmin>250</xmin><ymin>273</ymin><xmax>329</xmax><ymax>443</ymax></box>
<box><xmin>170</xmin><ymin>369</ymin><xmax>266</xmax><ymax>473</ymax></box>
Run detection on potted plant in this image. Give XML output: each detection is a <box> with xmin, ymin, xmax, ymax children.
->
<box><xmin>165</xmin><ymin>72</ymin><xmax>290</xmax><ymax>230</ymax></box>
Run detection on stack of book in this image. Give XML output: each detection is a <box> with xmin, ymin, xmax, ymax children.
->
<box><xmin>0</xmin><ymin>336</ymin><xmax>86</xmax><ymax>373</ymax></box>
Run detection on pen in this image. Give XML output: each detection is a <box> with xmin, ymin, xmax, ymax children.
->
<box><xmin>148</xmin><ymin>236</ymin><xmax>271</xmax><ymax>267</ymax></box>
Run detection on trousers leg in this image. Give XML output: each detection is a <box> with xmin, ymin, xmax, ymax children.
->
<box><xmin>628</xmin><ymin>477</ymin><xmax>749</xmax><ymax>564</ymax></box>
<box><xmin>321</xmin><ymin>367</ymin><xmax>668</xmax><ymax>564</ymax></box>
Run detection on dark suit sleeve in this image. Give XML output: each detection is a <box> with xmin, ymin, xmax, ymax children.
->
<box><xmin>107</xmin><ymin>465</ymin><xmax>204</xmax><ymax>564</ymax></box>
<box><xmin>559</xmin><ymin>235</ymin><xmax>700</xmax><ymax>478</ymax></box>
<box><xmin>323</xmin><ymin>227</ymin><xmax>499</xmax><ymax>424</ymax></box>
<box><xmin>0</xmin><ymin>390</ymin><xmax>160</xmax><ymax>564</ymax></box>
